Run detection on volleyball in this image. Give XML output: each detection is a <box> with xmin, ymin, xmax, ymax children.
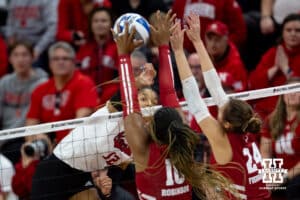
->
<box><xmin>113</xmin><ymin>13</ymin><xmax>150</xmax><ymax>45</ymax></box>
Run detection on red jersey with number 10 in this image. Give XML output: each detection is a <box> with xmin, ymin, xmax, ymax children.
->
<box><xmin>210</xmin><ymin>133</ymin><xmax>271</xmax><ymax>200</ymax></box>
<box><xmin>135</xmin><ymin>143</ymin><xmax>192</xmax><ymax>200</ymax></box>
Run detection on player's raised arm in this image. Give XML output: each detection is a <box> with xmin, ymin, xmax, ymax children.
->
<box><xmin>150</xmin><ymin>10</ymin><xmax>182</xmax><ymax>111</ymax></box>
<box><xmin>170</xmin><ymin>22</ymin><xmax>231</xmax><ymax>165</ymax></box>
<box><xmin>186</xmin><ymin>14</ymin><xmax>229</xmax><ymax>109</ymax></box>
<box><xmin>112</xmin><ymin>23</ymin><xmax>150</xmax><ymax>165</ymax></box>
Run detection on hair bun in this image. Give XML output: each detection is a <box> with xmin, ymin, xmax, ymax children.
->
<box><xmin>244</xmin><ymin>116</ymin><xmax>262</xmax><ymax>134</ymax></box>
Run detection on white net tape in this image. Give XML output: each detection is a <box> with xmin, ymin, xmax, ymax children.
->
<box><xmin>1</xmin><ymin>83</ymin><xmax>300</xmax><ymax>172</ymax></box>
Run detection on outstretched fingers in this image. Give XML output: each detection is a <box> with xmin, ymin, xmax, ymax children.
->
<box><xmin>129</xmin><ymin>27</ymin><xmax>143</xmax><ymax>48</ymax></box>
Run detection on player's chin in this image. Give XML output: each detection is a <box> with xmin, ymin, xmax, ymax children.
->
<box><xmin>143</xmin><ymin>79</ymin><xmax>154</xmax><ymax>87</ymax></box>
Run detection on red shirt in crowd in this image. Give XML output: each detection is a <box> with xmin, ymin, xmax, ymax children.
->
<box><xmin>136</xmin><ymin>143</ymin><xmax>192</xmax><ymax>200</ymax></box>
<box><xmin>0</xmin><ymin>36</ymin><xmax>8</xmax><ymax>78</ymax></box>
<box><xmin>261</xmin><ymin>117</ymin><xmax>300</xmax><ymax>170</ymax></box>
<box><xmin>210</xmin><ymin>133</ymin><xmax>271</xmax><ymax>200</ymax></box>
<box><xmin>214</xmin><ymin>42</ymin><xmax>248</xmax><ymax>92</ymax></box>
<box><xmin>76</xmin><ymin>38</ymin><xmax>118</xmax><ymax>101</ymax></box>
<box><xmin>172</xmin><ymin>0</ymin><xmax>246</xmax><ymax>52</ymax></box>
<box><xmin>56</xmin><ymin>0</ymin><xmax>111</xmax><ymax>42</ymax></box>
<box><xmin>27</xmin><ymin>70</ymin><xmax>98</xmax><ymax>141</ymax></box>
<box><xmin>249</xmin><ymin>45</ymin><xmax>300</xmax><ymax>119</ymax></box>
<box><xmin>12</xmin><ymin>160</ymin><xmax>39</xmax><ymax>199</ymax></box>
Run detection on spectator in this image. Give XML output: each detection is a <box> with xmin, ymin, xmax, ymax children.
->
<box><xmin>0</xmin><ymin>154</ymin><xmax>17</xmax><ymax>200</ymax></box>
<box><xmin>205</xmin><ymin>21</ymin><xmax>248</xmax><ymax>92</ymax></box>
<box><xmin>0</xmin><ymin>35</ymin><xmax>7</xmax><ymax>78</ymax></box>
<box><xmin>5</xmin><ymin>0</ymin><xmax>58</xmax><ymax>70</ymax></box>
<box><xmin>260</xmin><ymin>0</ymin><xmax>300</xmax><ymax>35</ymax></box>
<box><xmin>187</xmin><ymin>53</ymin><xmax>205</xmax><ymax>95</ymax></box>
<box><xmin>172</xmin><ymin>0</ymin><xmax>247</xmax><ymax>52</ymax></box>
<box><xmin>12</xmin><ymin>133</ymin><xmax>55</xmax><ymax>200</ymax></box>
<box><xmin>77</xmin><ymin>7</ymin><xmax>118</xmax><ymax>101</ymax></box>
<box><xmin>26</xmin><ymin>42</ymin><xmax>99</xmax><ymax>142</ymax></box>
<box><xmin>56</xmin><ymin>0</ymin><xmax>111</xmax><ymax>46</ymax></box>
<box><xmin>236</xmin><ymin>0</ymin><xmax>277</xmax><ymax>71</ymax></box>
<box><xmin>0</xmin><ymin>42</ymin><xmax>47</xmax><ymax>165</ymax></box>
<box><xmin>0</xmin><ymin>42</ymin><xmax>47</xmax><ymax>130</ymax></box>
<box><xmin>260</xmin><ymin>77</ymin><xmax>300</xmax><ymax>200</ymax></box>
<box><xmin>110</xmin><ymin>0</ymin><xmax>167</xmax><ymax>20</ymax></box>
<box><xmin>249</xmin><ymin>14</ymin><xmax>300</xmax><ymax>120</ymax></box>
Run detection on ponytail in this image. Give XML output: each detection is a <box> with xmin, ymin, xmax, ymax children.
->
<box><xmin>242</xmin><ymin>116</ymin><xmax>262</xmax><ymax>134</ymax></box>
<box><xmin>150</xmin><ymin>107</ymin><xmax>233</xmax><ymax>199</ymax></box>
<box><xmin>167</xmin><ymin>121</ymin><xmax>233</xmax><ymax>199</ymax></box>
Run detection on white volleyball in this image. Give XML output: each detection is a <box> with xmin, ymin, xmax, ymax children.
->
<box><xmin>113</xmin><ymin>13</ymin><xmax>150</xmax><ymax>45</ymax></box>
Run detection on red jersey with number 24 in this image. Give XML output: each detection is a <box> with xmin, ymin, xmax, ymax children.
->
<box><xmin>210</xmin><ymin>133</ymin><xmax>271</xmax><ymax>200</ymax></box>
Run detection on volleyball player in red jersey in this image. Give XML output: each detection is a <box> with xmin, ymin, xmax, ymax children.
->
<box><xmin>170</xmin><ymin>14</ymin><xmax>271</xmax><ymax>200</ymax></box>
<box><xmin>112</xmin><ymin>10</ymin><xmax>229</xmax><ymax>200</ymax></box>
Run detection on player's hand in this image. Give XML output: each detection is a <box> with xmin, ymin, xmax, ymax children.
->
<box><xmin>112</xmin><ymin>22</ymin><xmax>143</xmax><ymax>55</ymax></box>
<box><xmin>150</xmin><ymin>9</ymin><xmax>176</xmax><ymax>46</ymax></box>
<box><xmin>185</xmin><ymin>13</ymin><xmax>201</xmax><ymax>44</ymax></box>
<box><xmin>170</xmin><ymin>21</ymin><xmax>185</xmax><ymax>53</ymax></box>
<box><xmin>92</xmin><ymin>170</ymin><xmax>112</xmax><ymax>197</ymax></box>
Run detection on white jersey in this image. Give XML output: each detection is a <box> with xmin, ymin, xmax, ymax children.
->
<box><xmin>54</xmin><ymin>106</ymin><xmax>132</xmax><ymax>172</ymax></box>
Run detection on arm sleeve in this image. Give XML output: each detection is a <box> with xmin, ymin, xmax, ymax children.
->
<box><xmin>34</xmin><ymin>0</ymin><xmax>58</xmax><ymax>54</ymax></box>
<box><xmin>182</xmin><ymin>76</ymin><xmax>210</xmax><ymax>123</ymax></box>
<box><xmin>118</xmin><ymin>55</ymin><xmax>140</xmax><ymax>117</ymax></box>
<box><xmin>158</xmin><ymin>45</ymin><xmax>180</xmax><ymax>108</ymax></box>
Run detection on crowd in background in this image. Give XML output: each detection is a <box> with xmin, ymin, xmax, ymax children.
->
<box><xmin>0</xmin><ymin>0</ymin><xmax>299</xmax><ymax>199</ymax></box>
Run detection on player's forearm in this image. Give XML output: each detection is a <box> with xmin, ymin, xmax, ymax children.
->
<box><xmin>158</xmin><ymin>45</ymin><xmax>179</xmax><ymax>108</ymax></box>
<box><xmin>173</xmin><ymin>50</ymin><xmax>193</xmax><ymax>80</ymax></box>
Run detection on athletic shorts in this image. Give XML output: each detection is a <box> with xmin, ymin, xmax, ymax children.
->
<box><xmin>31</xmin><ymin>154</ymin><xmax>93</xmax><ymax>200</ymax></box>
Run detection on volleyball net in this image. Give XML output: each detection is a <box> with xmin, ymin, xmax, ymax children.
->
<box><xmin>1</xmin><ymin>83</ymin><xmax>300</xmax><ymax>198</ymax></box>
